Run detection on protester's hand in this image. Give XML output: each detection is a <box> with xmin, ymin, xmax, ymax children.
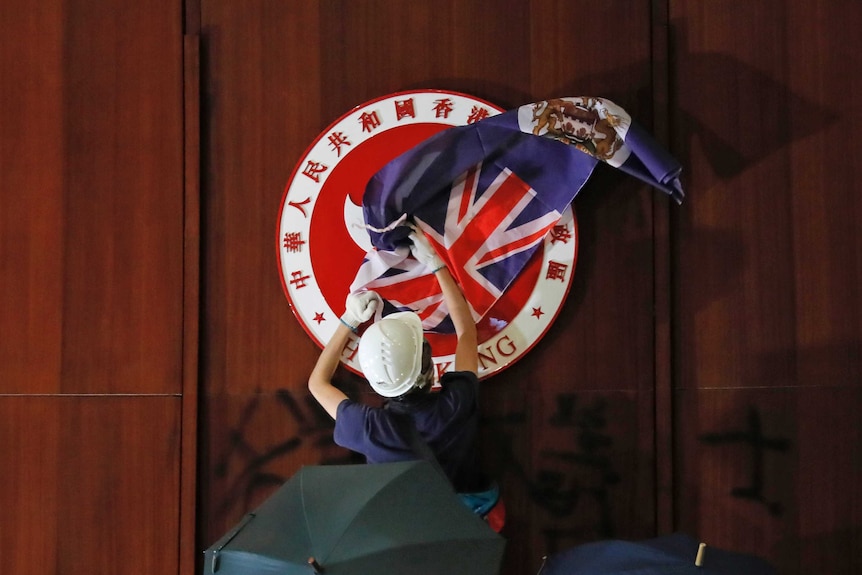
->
<box><xmin>340</xmin><ymin>291</ymin><xmax>382</xmax><ymax>332</ymax></box>
<box><xmin>408</xmin><ymin>224</ymin><xmax>445</xmax><ymax>272</ymax></box>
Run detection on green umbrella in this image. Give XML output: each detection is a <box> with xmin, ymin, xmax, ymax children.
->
<box><xmin>204</xmin><ymin>460</ymin><xmax>505</xmax><ymax>575</ymax></box>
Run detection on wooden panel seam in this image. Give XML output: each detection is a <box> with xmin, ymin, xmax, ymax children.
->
<box><xmin>650</xmin><ymin>0</ymin><xmax>675</xmax><ymax>535</ymax></box>
<box><xmin>180</xmin><ymin>33</ymin><xmax>201</xmax><ymax>575</ymax></box>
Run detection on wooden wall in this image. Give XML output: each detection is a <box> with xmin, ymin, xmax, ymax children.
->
<box><xmin>672</xmin><ymin>1</ymin><xmax>862</xmax><ymax>572</ymax></box>
<box><xmin>196</xmin><ymin>2</ymin><xmax>662</xmax><ymax>575</ymax></box>
<box><xmin>0</xmin><ymin>1</ymin><xmax>193</xmax><ymax>574</ymax></box>
<box><xmin>1</xmin><ymin>1</ymin><xmax>860</xmax><ymax>574</ymax></box>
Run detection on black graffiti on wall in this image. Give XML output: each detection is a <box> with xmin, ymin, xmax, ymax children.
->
<box><xmin>483</xmin><ymin>393</ymin><xmax>620</xmax><ymax>552</ymax></box>
<box><xmin>212</xmin><ymin>388</ymin><xmax>354</xmax><ymax>520</ymax></box>
<box><xmin>211</xmin><ymin>387</ymin><xmax>623</xmax><ymax>551</ymax></box>
<box><xmin>699</xmin><ymin>407</ymin><xmax>789</xmax><ymax>516</ymax></box>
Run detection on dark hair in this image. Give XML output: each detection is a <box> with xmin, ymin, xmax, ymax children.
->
<box><xmin>394</xmin><ymin>339</ymin><xmax>433</xmax><ymax>401</ymax></box>
<box><xmin>420</xmin><ymin>339</ymin><xmax>432</xmax><ymax>376</ymax></box>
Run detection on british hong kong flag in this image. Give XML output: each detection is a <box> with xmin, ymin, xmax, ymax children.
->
<box><xmin>350</xmin><ymin>96</ymin><xmax>684</xmax><ymax>333</ymax></box>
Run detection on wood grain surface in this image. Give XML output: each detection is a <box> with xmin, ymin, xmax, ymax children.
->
<box><xmin>671</xmin><ymin>0</ymin><xmax>862</xmax><ymax>571</ymax></box>
<box><xmin>0</xmin><ymin>0</ymin><xmax>184</xmax><ymax>395</ymax></box>
<box><xmin>197</xmin><ymin>2</ymin><xmax>661</xmax><ymax>574</ymax></box>
<box><xmin>2</xmin><ymin>0</ymin><xmax>860</xmax><ymax>574</ymax></box>
<box><xmin>0</xmin><ymin>397</ymin><xmax>182</xmax><ymax>575</ymax></box>
<box><xmin>0</xmin><ymin>1</ymin><xmax>186</xmax><ymax>574</ymax></box>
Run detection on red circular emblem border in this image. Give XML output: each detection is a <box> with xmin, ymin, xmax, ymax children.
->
<box><xmin>277</xmin><ymin>90</ymin><xmax>578</xmax><ymax>380</ymax></box>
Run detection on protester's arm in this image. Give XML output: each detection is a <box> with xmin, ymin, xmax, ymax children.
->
<box><xmin>408</xmin><ymin>224</ymin><xmax>478</xmax><ymax>374</ymax></box>
<box><xmin>308</xmin><ymin>291</ymin><xmax>381</xmax><ymax>419</ymax></box>
<box><xmin>308</xmin><ymin>322</ymin><xmax>353</xmax><ymax>419</ymax></box>
<box><xmin>435</xmin><ymin>266</ymin><xmax>478</xmax><ymax>374</ymax></box>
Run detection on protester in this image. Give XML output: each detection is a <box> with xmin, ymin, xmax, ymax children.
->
<box><xmin>308</xmin><ymin>224</ymin><xmax>504</xmax><ymax>530</ymax></box>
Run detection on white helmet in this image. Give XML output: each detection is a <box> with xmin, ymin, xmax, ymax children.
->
<box><xmin>358</xmin><ymin>311</ymin><xmax>429</xmax><ymax>398</ymax></box>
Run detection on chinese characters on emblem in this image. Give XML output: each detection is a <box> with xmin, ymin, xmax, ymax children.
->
<box><xmin>550</xmin><ymin>224</ymin><xmax>573</xmax><ymax>245</ymax></box>
<box><xmin>546</xmin><ymin>261</ymin><xmax>569</xmax><ymax>282</ymax></box>
<box><xmin>327</xmin><ymin>131</ymin><xmax>352</xmax><ymax>156</ymax></box>
<box><xmin>296</xmin><ymin>97</ymin><xmax>492</xmax><ymax>189</ymax></box>
<box><xmin>358</xmin><ymin>110</ymin><xmax>382</xmax><ymax>133</ymax></box>
<box><xmin>433</xmin><ymin>98</ymin><xmax>454</xmax><ymax>119</ymax></box>
<box><xmin>467</xmin><ymin>105</ymin><xmax>491</xmax><ymax>124</ymax></box>
<box><xmin>287</xmin><ymin>197</ymin><xmax>311</xmax><ymax>217</ymax></box>
<box><xmin>302</xmin><ymin>161</ymin><xmax>328</xmax><ymax>183</ymax></box>
<box><xmin>288</xmin><ymin>270</ymin><xmax>310</xmax><ymax>289</ymax></box>
<box><xmin>394</xmin><ymin>98</ymin><xmax>415</xmax><ymax>120</ymax></box>
<box><xmin>282</xmin><ymin>232</ymin><xmax>305</xmax><ymax>253</ymax></box>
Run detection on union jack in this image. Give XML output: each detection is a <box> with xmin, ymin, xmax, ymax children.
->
<box><xmin>351</xmin><ymin>161</ymin><xmax>562</xmax><ymax>332</ymax></box>
<box><xmin>350</xmin><ymin>96</ymin><xmax>684</xmax><ymax>333</ymax></box>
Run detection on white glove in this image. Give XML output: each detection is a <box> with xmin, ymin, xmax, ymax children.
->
<box><xmin>408</xmin><ymin>224</ymin><xmax>445</xmax><ymax>272</ymax></box>
<box><xmin>340</xmin><ymin>291</ymin><xmax>382</xmax><ymax>331</ymax></box>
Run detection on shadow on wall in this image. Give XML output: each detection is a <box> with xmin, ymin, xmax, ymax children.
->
<box><xmin>670</xmin><ymin>25</ymin><xmax>840</xmax><ymax>187</ymax></box>
<box><xmin>544</xmin><ymin>28</ymin><xmax>839</xmax><ymax>189</ymax></box>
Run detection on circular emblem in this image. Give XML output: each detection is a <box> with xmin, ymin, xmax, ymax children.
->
<box><xmin>277</xmin><ymin>90</ymin><xmax>577</xmax><ymax>380</ymax></box>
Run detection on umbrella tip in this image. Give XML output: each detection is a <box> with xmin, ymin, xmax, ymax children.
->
<box><xmin>695</xmin><ymin>542</ymin><xmax>706</xmax><ymax>567</ymax></box>
<box><xmin>308</xmin><ymin>557</ymin><xmax>325</xmax><ymax>574</ymax></box>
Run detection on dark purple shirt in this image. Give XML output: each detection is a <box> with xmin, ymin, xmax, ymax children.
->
<box><xmin>333</xmin><ymin>371</ymin><xmax>486</xmax><ymax>493</ymax></box>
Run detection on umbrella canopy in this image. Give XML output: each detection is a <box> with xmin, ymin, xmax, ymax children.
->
<box><xmin>204</xmin><ymin>460</ymin><xmax>505</xmax><ymax>575</ymax></box>
<box><xmin>538</xmin><ymin>533</ymin><xmax>776</xmax><ymax>575</ymax></box>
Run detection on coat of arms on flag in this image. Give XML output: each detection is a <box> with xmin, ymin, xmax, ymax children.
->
<box><xmin>278</xmin><ymin>90</ymin><xmax>682</xmax><ymax>380</ymax></box>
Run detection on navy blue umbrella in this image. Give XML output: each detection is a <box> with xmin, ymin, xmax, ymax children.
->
<box><xmin>538</xmin><ymin>533</ymin><xmax>776</xmax><ymax>575</ymax></box>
